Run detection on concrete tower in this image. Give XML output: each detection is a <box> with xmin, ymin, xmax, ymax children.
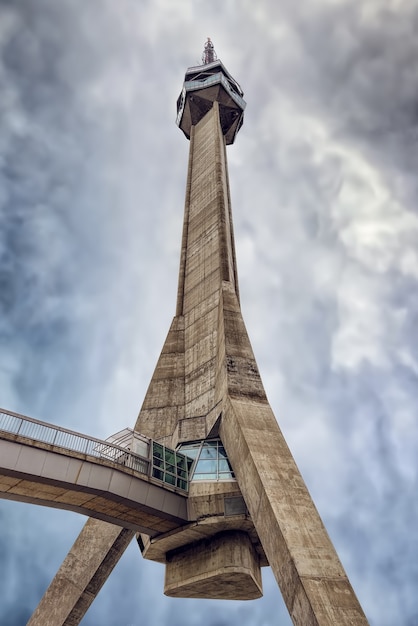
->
<box><xmin>29</xmin><ymin>40</ymin><xmax>369</xmax><ymax>625</ymax></box>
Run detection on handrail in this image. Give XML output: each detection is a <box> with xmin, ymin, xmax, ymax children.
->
<box><xmin>0</xmin><ymin>407</ymin><xmax>191</xmax><ymax>493</ymax></box>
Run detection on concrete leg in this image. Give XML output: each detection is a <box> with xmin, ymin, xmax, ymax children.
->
<box><xmin>220</xmin><ymin>399</ymin><xmax>369</xmax><ymax>626</ymax></box>
<box><xmin>27</xmin><ymin>518</ymin><xmax>134</xmax><ymax>626</ymax></box>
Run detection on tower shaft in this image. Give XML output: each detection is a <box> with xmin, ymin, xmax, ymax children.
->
<box><xmin>135</xmin><ymin>101</ymin><xmax>238</xmax><ymax>444</ymax></box>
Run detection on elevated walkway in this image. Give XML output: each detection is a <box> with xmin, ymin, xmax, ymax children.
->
<box><xmin>0</xmin><ymin>408</ymin><xmax>190</xmax><ymax>536</ymax></box>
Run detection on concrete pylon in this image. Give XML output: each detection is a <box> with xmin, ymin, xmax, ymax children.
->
<box><xmin>28</xmin><ymin>47</ymin><xmax>369</xmax><ymax>625</ymax></box>
<box><xmin>28</xmin><ymin>520</ymin><xmax>134</xmax><ymax>626</ymax></box>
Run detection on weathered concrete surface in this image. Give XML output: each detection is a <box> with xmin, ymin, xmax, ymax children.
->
<box><xmin>140</xmin><ymin>480</ymin><xmax>267</xmax><ymax>566</ymax></box>
<box><xmin>142</xmin><ymin>101</ymin><xmax>367</xmax><ymax>622</ymax></box>
<box><xmin>164</xmin><ymin>530</ymin><xmax>262</xmax><ymax>600</ymax></box>
<box><xmin>135</xmin><ymin>102</ymin><xmax>239</xmax><ymax>444</ymax></box>
<box><xmin>221</xmin><ymin>395</ymin><xmax>368</xmax><ymax>625</ymax></box>
<box><xmin>28</xmin><ymin>519</ymin><xmax>134</xmax><ymax>626</ymax></box>
<box><xmin>216</xmin><ymin>283</ymin><xmax>369</xmax><ymax>625</ymax></box>
<box><xmin>136</xmin><ymin>104</ymin><xmax>265</xmax><ymax>601</ymax></box>
<box><xmin>134</xmin><ymin>316</ymin><xmax>185</xmax><ymax>445</ymax></box>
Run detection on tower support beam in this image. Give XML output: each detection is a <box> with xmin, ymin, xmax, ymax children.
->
<box><xmin>217</xmin><ymin>284</ymin><xmax>368</xmax><ymax>625</ymax></box>
<box><xmin>221</xmin><ymin>398</ymin><xmax>367</xmax><ymax>625</ymax></box>
<box><xmin>28</xmin><ymin>519</ymin><xmax>134</xmax><ymax>626</ymax></box>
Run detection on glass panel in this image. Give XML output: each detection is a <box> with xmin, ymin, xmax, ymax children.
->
<box><xmin>218</xmin><ymin>446</ymin><xmax>228</xmax><ymax>459</ymax></box>
<box><xmin>153</xmin><ymin>443</ymin><xmax>163</xmax><ymax>459</ymax></box>
<box><xmin>152</xmin><ymin>468</ymin><xmax>164</xmax><ymax>480</ymax></box>
<box><xmin>165</xmin><ymin>450</ymin><xmax>175</xmax><ymax>465</ymax></box>
<box><xmin>164</xmin><ymin>473</ymin><xmax>176</xmax><ymax>486</ymax></box>
<box><xmin>175</xmin><ymin>455</ymin><xmax>187</xmax><ymax>469</ymax></box>
<box><xmin>177</xmin><ymin>438</ymin><xmax>236</xmax><ymax>483</ymax></box>
<box><xmin>195</xmin><ymin>459</ymin><xmax>217</xmax><ymax>474</ymax></box>
<box><xmin>200</xmin><ymin>446</ymin><xmax>217</xmax><ymax>460</ymax></box>
<box><xmin>219</xmin><ymin>471</ymin><xmax>235</xmax><ymax>479</ymax></box>
<box><xmin>193</xmin><ymin>473</ymin><xmax>217</xmax><ymax>481</ymax></box>
<box><xmin>133</xmin><ymin>439</ymin><xmax>149</xmax><ymax>457</ymax></box>
<box><xmin>179</xmin><ymin>447</ymin><xmax>199</xmax><ymax>459</ymax></box>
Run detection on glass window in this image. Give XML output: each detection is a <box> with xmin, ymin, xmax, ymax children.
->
<box><xmin>165</xmin><ymin>473</ymin><xmax>176</xmax><ymax>486</ymax></box>
<box><xmin>195</xmin><ymin>459</ymin><xmax>217</xmax><ymax>474</ymax></box>
<box><xmin>218</xmin><ymin>446</ymin><xmax>228</xmax><ymax>459</ymax></box>
<box><xmin>200</xmin><ymin>446</ymin><xmax>217</xmax><ymax>460</ymax></box>
<box><xmin>179</xmin><ymin>445</ymin><xmax>199</xmax><ymax>459</ymax></box>
<box><xmin>151</xmin><ymin>442</ymin><xmax>192</xmax><ymax>492</ymax></box>
<box><xmin>194</xmin><ymin>473</ymin><xmax>217</xmax><ymax>481</ymax></box>
<box><xmin>219</xmin><ymin>459</ymin><xmax>231</xmax><ymax>472</ymax></box>
<box><xmin>177</xmin><ymin>439</ymin><xmax>235</xmax><ymax>482</ymax></box>
<box><xmin>152</xmin><ymin>468</ymin><xmax>164</xmax><ymax>481</ymax></box>
<box><xmin>153</xmin><ymin>443</ymin><xmax>163</xmax><ymax>459</ymax></box>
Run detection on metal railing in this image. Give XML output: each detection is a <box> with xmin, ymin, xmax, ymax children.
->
<box><xmin>184</xmin><ymin>73</ymin><xmax>246</xmax><ymax>108</ymax></box>
<box><xmin>0</xmin><ymin>408</ymin><xmax>191</xmax><ymax>493</ymax></box>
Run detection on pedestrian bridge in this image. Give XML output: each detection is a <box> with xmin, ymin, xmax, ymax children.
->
<box><xmin>0</xmin><ymin>408</ymin><xmax>191</xmax><ymax>537</ymax></box>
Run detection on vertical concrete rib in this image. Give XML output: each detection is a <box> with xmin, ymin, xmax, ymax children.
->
<box><xmin>136</xmin><ymin>103</ymin><xmax>240</xmax><ymax>444</ymax></box>
<box><xmin>176</xmin><ymin>126</ymin><xmax>195</xmax><ymax>317</ymax></box>
<box><xmin>222</xmin><ymin>138</ymin><xmax>240</xmax><ymax>303</ymax></box>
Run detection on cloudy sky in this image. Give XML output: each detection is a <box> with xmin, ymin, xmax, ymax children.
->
<box><xmin>1</xmin><ymin>0</ymin><xmax>417</xmax><ymax>624</ymax></box>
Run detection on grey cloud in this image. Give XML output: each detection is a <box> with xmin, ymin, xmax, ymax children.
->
<box><xmin>0</xmin><ymin>2</ymin><xmax>417</xmax><ymax>626</ymax></box>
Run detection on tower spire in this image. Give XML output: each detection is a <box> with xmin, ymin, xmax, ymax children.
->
<box><xmin>202</xmin><ymin>37</ymin><xmax>217</xmax><ymax>64</ymax></box>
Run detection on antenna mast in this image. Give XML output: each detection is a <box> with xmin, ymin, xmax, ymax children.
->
<box><xmin>202</xmin><ymin>37</ymin><xmax>217</xmax><ymax>64</ymax></box>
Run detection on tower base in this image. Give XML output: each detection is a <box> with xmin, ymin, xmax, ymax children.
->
<box><xmin>164</xmin><ymin>530</ymin><xmax>262</xmax><ymax>600</ymax></box>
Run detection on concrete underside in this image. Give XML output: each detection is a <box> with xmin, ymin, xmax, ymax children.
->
<box><xmin>140</xmin><ymin>480</ymin><xmax>267</xmax><ymax>567</ymax></box>
<box><xmin>164</xmin><ymin>530</ymin><xmax>262</xmax><ymax>600</ymax></box>
<box><xmin>0</xmin><ymin>434</ymin><xmax>188</xmax><ymax>535</ymax></box>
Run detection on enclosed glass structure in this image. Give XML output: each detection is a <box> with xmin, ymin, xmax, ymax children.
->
<box><xmin>177</xmin><ymin>439</ymin><xmax>235</xmax><ymax>481</ymax></box>
<box><xmin>151</xmin><ymin>442</ymin><xmax>193</xmax><ymax>491</ymax></box>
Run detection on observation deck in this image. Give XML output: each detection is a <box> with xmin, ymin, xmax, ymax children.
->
<box><xmin>176</xmin><ymin>58</ymin><xmax>246</xmax><ymax>145</ymax></box>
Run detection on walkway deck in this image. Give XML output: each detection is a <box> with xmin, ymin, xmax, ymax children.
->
<box><xmin>0</xmin><ymin>408</ymin><xmax>189</xmax><ymax>537</ymax></box>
